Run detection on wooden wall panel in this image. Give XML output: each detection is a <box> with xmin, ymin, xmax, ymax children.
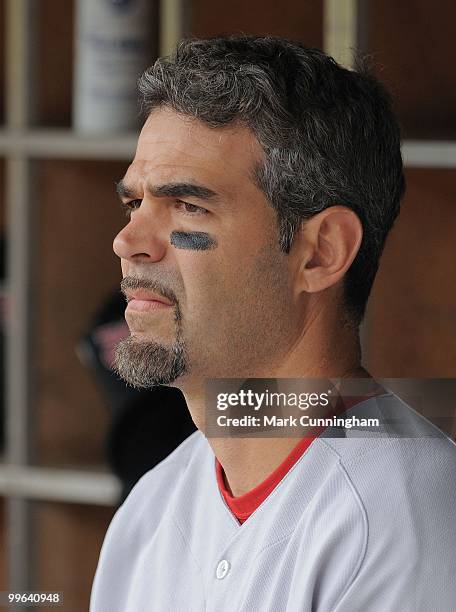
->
<box><xmin>364</xmin><ymin>168</ymin><xmax>456</xmax><ymax>377</ymax></box>
<box><xmin>33</xmin><ymin>502</ymin><xmax>114</xmax><ymax>612</ymax></box>
<box><xmin>0</xmin><ymin>0</ymin><xmax>4</xmax><ymax>124</ymax></box>
<box><xmin>190</xmin><ymin>0</ymin><xmax>323</xmax><ymax>47</ymax></box>
<box><xmin>36</xmin><ymin>0</ymin><xmax>75</xmax><ymax>126</ymax></box>
<box><xmin>369</xmin><ymin>1</ymin><xmax>456</xmax><ymax>138</ymax></box>
<box><xmin>35</xmin><ymin>160</ymin><xmax>128</xmax><ymax>466</ymax></box>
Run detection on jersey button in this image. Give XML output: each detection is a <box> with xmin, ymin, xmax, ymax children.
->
<box><xmin>216</xmin><ymin>559</ymin><xmax>230</xmax><ymax>579</ymax></box>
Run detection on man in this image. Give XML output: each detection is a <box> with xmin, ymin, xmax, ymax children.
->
<box><xmin>90</xmin><ymin>36</ymin><xmax>456</xmax><ymax>611</ymax></box>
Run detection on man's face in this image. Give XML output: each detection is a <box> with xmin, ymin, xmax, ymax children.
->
<box><xmin>113</xmin><ymin>107</ymin><xmax>300</xmax><ymax>389</ymax></box>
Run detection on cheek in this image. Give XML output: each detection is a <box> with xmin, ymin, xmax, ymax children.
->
<box><xmin>176</xmin><ymin>250</ymin><xmax>226</xmax><ymax>312</ymax></box>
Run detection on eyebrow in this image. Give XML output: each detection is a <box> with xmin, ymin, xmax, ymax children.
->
<box><xmin>116</xmin><ymin>179</ymin><xmax>220</xmax><ymax>203</ymax></box>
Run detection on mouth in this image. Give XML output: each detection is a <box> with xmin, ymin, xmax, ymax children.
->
<box><xmin>124</xmin><ymin>289</ymin><xmax>174</xmax><ymax>312</ymax></box>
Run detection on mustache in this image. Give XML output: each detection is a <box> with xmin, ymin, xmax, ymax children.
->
<box><xmin>120</xmin><ymin>276</ymin><xmax>178</xmax><ymax>306</ymax></box>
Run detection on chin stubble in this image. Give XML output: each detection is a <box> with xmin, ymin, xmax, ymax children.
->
<box><xmin>113</xmin><ymin>332</ymin><xmax>188</xmax><ymax>388</ymax></box>
<box><xmin>113</xmin><ymin>277</ymin><xmax>189</xmax><ymax>388</ymax></box>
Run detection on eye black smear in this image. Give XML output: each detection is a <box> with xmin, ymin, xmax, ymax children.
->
<box><xmin>170</xmin><ymin>231</ymin><xmax>218</xmax><ymax>251</ymax></box>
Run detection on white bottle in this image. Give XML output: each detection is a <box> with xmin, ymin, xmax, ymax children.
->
<box><xmin>73</xmin><ymin>0</ymin><xmax>153</xmax><ymax>133</ymax></box>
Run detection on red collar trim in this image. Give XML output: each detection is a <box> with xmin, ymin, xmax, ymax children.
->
<box><xmin>216</xmin><ymin>435</ymin><xmax>316</xmax><ymax>521</ymax></box>
<box><xmin>216</xmin><ymin>385</ymin><xmax>385</xmax><ymax>523</ymax></box>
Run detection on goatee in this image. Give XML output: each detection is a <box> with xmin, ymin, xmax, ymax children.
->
<box><xmin>113</xmin><ymin>334</ymin><xmax>188</xmax><ymax>387</ymax></box>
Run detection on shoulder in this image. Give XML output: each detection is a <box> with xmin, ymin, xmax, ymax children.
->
<box><xmin>320</xmin><ymin>393</ymin><xmax>456</xmax><ymax>609</ymax></box>
<box><xmin>321</xmin><ymin>392</ymin><xmax>456</xmax><ymax>557</ymax></box>
<box><xmin>322</xmin><ymin>390</ymin><xmax>456</xmax><ymax>462</ymax></box>
<box><xmin>322</xmin><ymin>391</ymin><xmax>456</xmax><ymax>505</ymax></box>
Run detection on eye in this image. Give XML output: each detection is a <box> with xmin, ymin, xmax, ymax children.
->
<box><xmin>121</xmin><ymin>199</ymin><xmax>142</xmax><ymax>218</ymax></box>
<box><xmin>175</xmin><ymin>200</ymin><xmax>208</xmax><ymax>216</ymax></box>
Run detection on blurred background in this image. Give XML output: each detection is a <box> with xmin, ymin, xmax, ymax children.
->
<box><xmin>0</xmin><ymin>0</ymin><xmax>455</xmax><ymax>610</ymax></box>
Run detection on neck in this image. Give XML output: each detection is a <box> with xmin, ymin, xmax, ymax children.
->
<box><xmin>180</xmin><ymin>309</ymin><xmax>370</xmax><ymax>497</ymax></box>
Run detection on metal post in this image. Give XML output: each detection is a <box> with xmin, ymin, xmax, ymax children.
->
<box><xmin>5</xmin><ymin>0</ymin><xmax>39</xmax><ymax>603</ymax></box>
<box><xmin>159</xmin><ymin>0</ymin><xmax>189</xmax><ymax>57</ymax></box>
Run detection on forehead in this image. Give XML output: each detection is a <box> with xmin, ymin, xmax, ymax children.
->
<box><xmin>127</xmin><ymin>106</ymin><xmax>264</xmax><ymax>195</ymax></box>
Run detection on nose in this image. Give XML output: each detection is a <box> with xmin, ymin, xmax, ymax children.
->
<box><xmin>113</xmin><ymin>206</ymin><xmax>167</xmax><ymax>263</ymax></box>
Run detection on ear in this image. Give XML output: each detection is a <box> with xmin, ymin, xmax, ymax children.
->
<box><xmin>291</xmin><ymin>206</ymin><xmax>363</xmax><ymax>294</ymax></box>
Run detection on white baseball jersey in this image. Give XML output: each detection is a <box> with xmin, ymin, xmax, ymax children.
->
<box><xmin>90</xmin><ymin>392</ymin><xmax>456</xmax><ymax>611</ymax></box>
